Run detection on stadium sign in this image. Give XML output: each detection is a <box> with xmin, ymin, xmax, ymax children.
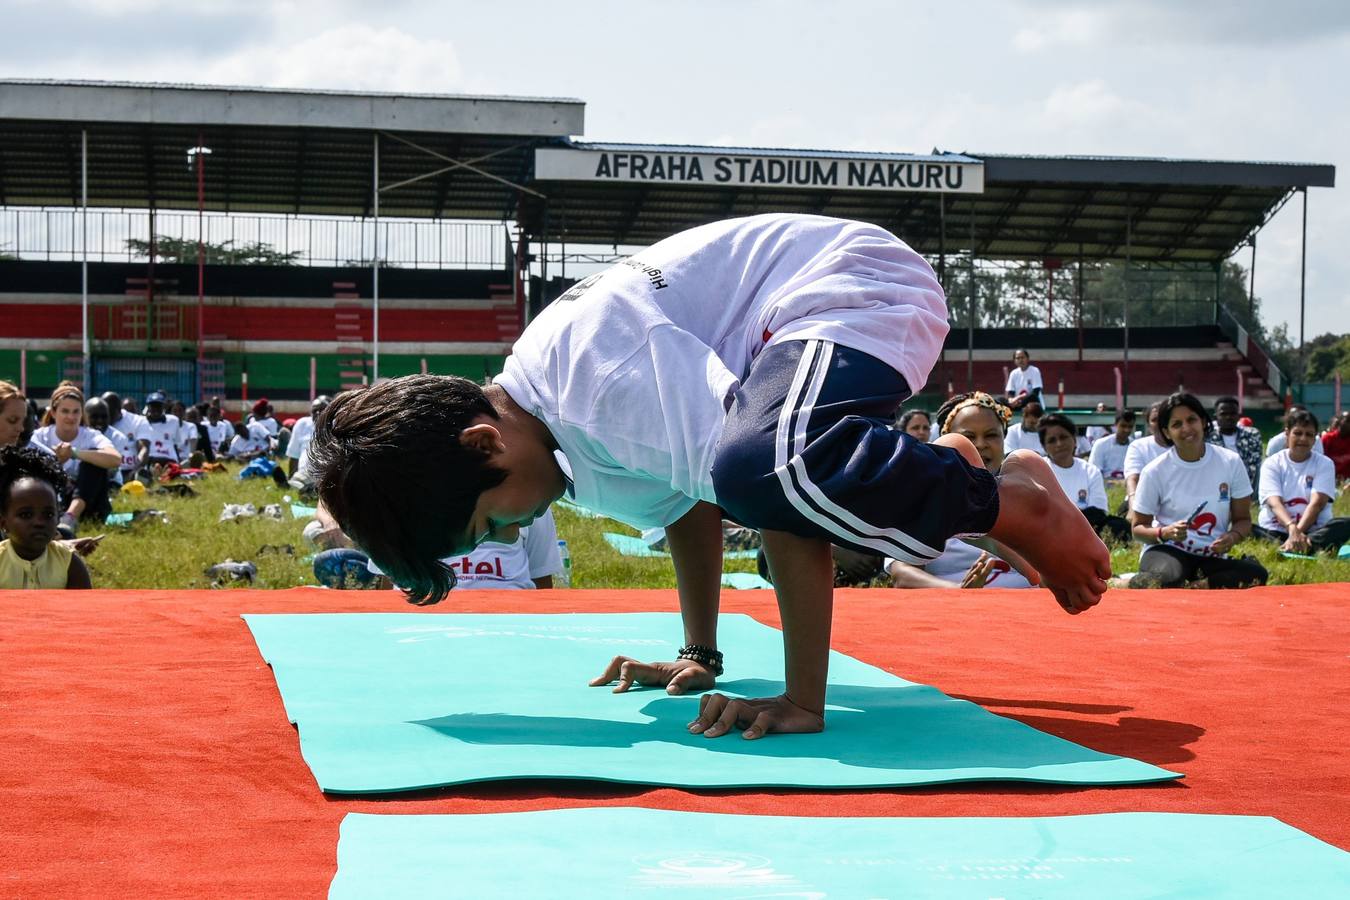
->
<box><xmin>535</xmin><ymin>147</ymin><xmax>984</xmax><ymax>194</ymax></box>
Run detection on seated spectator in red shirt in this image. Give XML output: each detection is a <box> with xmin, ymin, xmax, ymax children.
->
<box><xmin>1322</xmin><ymin>412</ymin><xmax>1350</xmax><ymax>480</ymax></box>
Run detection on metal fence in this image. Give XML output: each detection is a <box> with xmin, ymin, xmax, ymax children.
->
<box><xmin>0</xmin><ymin>207</ymin><xmax>510</xmax><ymax>270</ymax></box>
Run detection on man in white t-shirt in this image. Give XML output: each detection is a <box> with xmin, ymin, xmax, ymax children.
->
<box><xmin>1088</xmin><ymin>409</ymin><xmax>1137</xmax><ymax>481</ymax></box>
<box><xmin>1255</xmin><ymin>409</ymin><xmax>1350</xmax><ymax>554</ymax></box>
<box><xmin>249</xmin><ymin>399</ymin><xmax>280</xmax><ymax>437</ymax></box>
<box><xmin>134</xmin><ymin>391</ymin><xmax>181</xmax><ymax>467</ymax></box>
<box><xmin>1005</xmin><ymin>349</ymin><xmax>1043</xmax><ymax>411</ymax></box>
<box><xmin>1003</xmin><ymin>401</ymin><xmax>1045</xmax><ymax>455</ymax></box>
<box><xmin>286</xmin><ymin>395</ymin><xmax>330</xmax><ymax>477</ymax></box>
<box><xmin>204</xmin><ymin>406</ymin><xmax>234</xmax><ymax>456</ymax></box>
<box><xmin>85</xmin><ymin>398</ymin><xmax>137</xmax><ymax>485</ymax></box>
<box><xmin>226</xmin><ymin>420</ymin><xmax>272</xmax><ymax>460</ymax></box>
<box><xmin>102</xmin><ymin>391</ymin><xmax>145</xmax><ymax>448</ymax></box>
<box><xmin>1084</xmin><ymin>402</ymin><xmax>1110</xmax><ymax>443</ymax></box>
<box><xmin>308</xmin><ymin>214</ymin><xmax>1111</xmax><ymax>741</ymax></box>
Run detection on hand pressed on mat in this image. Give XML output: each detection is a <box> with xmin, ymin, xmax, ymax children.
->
<box><xmin>588</xmin><ymin>656</ymin><xmax>715</xmax><ymax>695</ymax></box>
<box><xmin>688</xmin><ymin>692</ymin><xmax>824</xmax><ymax>740</ymax></box>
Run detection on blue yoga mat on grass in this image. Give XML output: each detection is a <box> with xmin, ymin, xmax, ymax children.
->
<box><xmin>331</xmin><ymin>808</ymin><xmax>1350</xmax><ymax>899</ymax></box>
<box><xmin>243</xmin><ymin>612</ymin><xmax>1178</xmax><ymax>794</ymax></box>
<box><xmin>720</xmin><ymin>572</ymin><xmax>773</xmax><ymax>590</ymax></box>
<box><xmin>603</xmin><ymin>532</ymin><xmax>758</xmax><ymax>560</ymax></box>
<box><xmin>290</xmin><ymin>503</ymin><xmax>318</xmax><ymax>519</ymax></box>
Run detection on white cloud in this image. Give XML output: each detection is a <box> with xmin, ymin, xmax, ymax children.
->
<box><xmin>196</xmin><ymin>25</ymin><xmax>462</xmax><ymax>93</ymax></box>
<box><xmin>1012</xmin><ymin>8</ymin><xmax>1105</xmax><ymax>52</ymax></box>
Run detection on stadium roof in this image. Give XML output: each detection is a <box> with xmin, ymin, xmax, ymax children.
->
<box><xmin>0</xmin><ymin>80</ymin><xmax>584</xmax><ymax>219</ymax></box>
<box><xmin>521</xmin><ymin>141</ymin><xmax>1335</xmax><ymax>262</ymax></box>
<box><xmin>0</xmin><ymin>81</ymin><xmax>1336</xmax><ymax>262</ymax></box>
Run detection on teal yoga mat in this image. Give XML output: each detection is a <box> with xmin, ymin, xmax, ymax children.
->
<box><xmin>330</xmin><ymin>808</ymin><xmax>1350</xmax><ymax>899</ymax></box>
<box><xmin>720</xmin><ymin>572</ymin><xmax>773</xmax><ymax>590</ymax></box>
<box><xmin>290</xmin><ymin>503</ymin><xmax>318</xmax><ymax>519</ymax></box>
<box><xmin>1281</xmin><ymin>545</ymin><xmax>1350</xmax><ymax>560</ymax></box>
<box><xmin>603</xmin><ymin>532</ymin><xmax>759</xmax><ymax>560</ymax></box>
<box><xmin>243</xmin><ymin>612</ymin><xmax>1178</xmax><ymax>794</ymax></box>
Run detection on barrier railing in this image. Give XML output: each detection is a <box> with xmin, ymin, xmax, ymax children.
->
<box><xmin>0</xmin><ymin>207</ymin><xmax>508</xmax><ymax>270</ymax></box>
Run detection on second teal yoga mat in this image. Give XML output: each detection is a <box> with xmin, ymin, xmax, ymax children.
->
<box><xmin>331</xmin><ymin>809</ymin><xmax>1350</xmax><ymax>899</ymax></box>
<box><xmin>244</xmin><ymin>612</ymin><xmax>1178</xmax><ymax>794</ymax></box>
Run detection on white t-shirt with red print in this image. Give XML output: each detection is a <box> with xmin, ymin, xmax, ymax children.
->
<box><xmin>1133</xmin><ymin>445</ymin><xmax>1252</xmax><ymax>557</ymax></box>
<box><xmin>1258</xmin><ymin>449</ymin><xmax>1337</xmax><ymax>532</ymax></box>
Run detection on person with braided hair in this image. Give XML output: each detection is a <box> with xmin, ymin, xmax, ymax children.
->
<box><xmin>0</xmin><ymin>446</ymin><xmax>92</xmax><ymax>589</ymax></box>
<box><xmin>881</xmin><ymin>392</ymin><xmax>1033</xmax><ymax>589</ymax></box>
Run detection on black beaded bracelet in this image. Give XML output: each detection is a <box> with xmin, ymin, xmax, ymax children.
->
<box><xmin>677</xmin><ymin>643</ymin><xmax>724</xmax><ymax>676</ymax></box>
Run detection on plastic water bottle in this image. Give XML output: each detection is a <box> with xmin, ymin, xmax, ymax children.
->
<box><xmin>556</xmin><ymin>539</ymin><xmax>572</xmax><ymax>588</ymax></box>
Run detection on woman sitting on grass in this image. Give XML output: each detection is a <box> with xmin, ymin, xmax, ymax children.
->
<box><xmin>1255</xmin><ymin>409</ymin><xmax>1350</xmax><ymax>554</ymax></box>
<box><xmin>0</xmin><ymin>446</ymin><xmax>93</xmax><ymax>589</ymax></box>
<box><xmin>881</xmin><ymin>392</ymin><xmax>1032</xmax><ymax>590</ymax></box>
<box><xmin>1127</xmin><ymin>393</ymin><xmax>1267</xmax><ymax>590</ymax></box>
<box><xmin>1039</xmin><ymin>412</ymin><xmax>1131</xmax><ymax>544</ymax></box>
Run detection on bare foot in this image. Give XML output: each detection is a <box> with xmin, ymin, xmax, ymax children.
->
<box><xmin>987</xmin><ymin>450</ymin><xmax>1112</xmax><ymax>614</ymax></box>
<box><xmin>934</xmin><ymin>433</ymin><xmax>1042</xmax><ymax>586</ymax></box>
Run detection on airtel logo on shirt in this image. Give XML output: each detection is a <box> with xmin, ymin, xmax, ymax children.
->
<box><xmin>447</xmin><ymin>556</ymin><xmax>506</xmax><ymax>578</ymax></box>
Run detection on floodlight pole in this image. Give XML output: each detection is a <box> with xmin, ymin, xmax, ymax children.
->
<box><xmin>80</xmin><ymin>129</ymin><xmax>90</xmax><ymax>393</ymax></box>
<box><xmin>196</xmin><ymin>132</ymin><xmax>205</xmax><ymax>379</ymax></box>
<box><xmin>372</xmin><ymin>133</ymin><xmax>380</xmax><ymax>383</ymax></box>
<box><xmin>1248</xmin><ymin>235</ymin><xmax>1256</xmax><ymax>320</ymax></box>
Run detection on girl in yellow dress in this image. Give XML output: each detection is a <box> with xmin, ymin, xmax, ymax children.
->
<box><xmin>0</xmin><ymin>446</ymin><xmax>92</xmax><ymax>589</ymax></box>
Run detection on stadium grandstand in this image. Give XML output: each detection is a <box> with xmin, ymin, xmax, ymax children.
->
<box><xmin>0</xmin><ymin>80</ymin><xmax>1335</xmax><ymax>421</ymax></box>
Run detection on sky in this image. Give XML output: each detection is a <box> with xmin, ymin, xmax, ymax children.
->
<box><xmin>3</xmin><ymin>0</ymin><xmax>1348</xmax><ymax>338</ymax></box>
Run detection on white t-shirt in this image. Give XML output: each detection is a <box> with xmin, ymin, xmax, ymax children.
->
<box><xmin>919</xmin><ymin>539</ymin><xmax>1034</xmax><ymax>589</ymax></box>
<box><xmin>1133</xmin><ymin>445</ymin><xmax>1252</xmax><ymax>557</ymax></box>
<box><xmin>33</xmin><ymin>424</ymin><xmax>117</xmax><ymax>477</ymax></box>
<box><xmin>135</xmin><ymin>415</ymin><xmax>182</xmax><ymax>462</ymax></box>
<box><xmin>1006</xmin><ymin>365</ymin><xmax>1043</xmax><ymax>399</ymax></box>
<box><xmin>109</xmin><ymin>411</ymin><xmax>146</xmax><ymax>441</ymax></box>
<box><xmin>228</xmin><ymin>422</ymin><xmax>272</xmax><ymax>457</ymax></box>
<box><xmin>1089</xmin><ymin>434</ymin><xmax>1131</xmax><ymax>480</ymax></box>
<box><xmin>1123</xmin><ymin>436</ymin><xmax>1168</xmax><ymax>478</ymax></box>
<box><xmin>25</xmin><ymin>438</ymin><xmax>55</xmax><ymax>456</ymax></box>
<box><xmin>1004</xmin><ymin>422</ymin><xmax>1045</xmax><ymax>455</ymax></box>
<box><xmin>205</xmin><ymin>420</ymin><xmax>233</xmax><ymax>452</ymax></box>
<box><xmin>287</xmin><ymin>416</ymin><xmax>316</xmax><ymax>461</ymax></box>
<box><xmin>1258</xmin><ymin>449</ymin><xmax>1337</xmax><ymax>531</ymax></box>
<box><xmin>495</xmin><ymin>214</ymin><xmax>949</xmax><ymax>529</ymax></box>
<box><xmin>1266</xmin><ymin>432</ymin><xmax>1324</xmax><ymax>457</ymax></box>
<box><xmin>176</xmin><ymin>420</ymin><xmax>199</xmax><ymax>458</ymax></box>
<box><xmin>1085</xmin><ymin>424</ymin><xmax>1109</xmax><ymax>443</ymax></box>
<box><xmin>251</xmin><ymin>415</ymin><xmax>280</xmax><ymax>437</ymax></box>
<box><xmin>103</xmin><ymin>426</ymin><xmax>138</xmax><ymax>478</ymax></box>
<box><xmin>367</xmin><ymin>510</ymin><xmax>563</xmax><ymax>590</ymax></box>
<box><xmin>1049</xmin><ymin>457</ymin><xmax>1108</xmax><ymax>511</ymax></box>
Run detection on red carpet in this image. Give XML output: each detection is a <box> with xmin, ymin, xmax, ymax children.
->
<box><xmin>2</xmin><ymin>585</ymin><xmax>1347</xmax><ymax>897</ymax></box>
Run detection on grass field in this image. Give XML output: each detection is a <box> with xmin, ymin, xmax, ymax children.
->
<box><xmin>81</xmin><ymin>462</ymin><xmax>1350</xmax><ymax>590</ymax></box>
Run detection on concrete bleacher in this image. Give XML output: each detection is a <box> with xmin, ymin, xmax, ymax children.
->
<box><xmin>927</xmin><ymin>326</ymin><xmax>1281</xmax><ymax>410</ymax></box>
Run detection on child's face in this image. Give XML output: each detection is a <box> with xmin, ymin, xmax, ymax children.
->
<box><xmin>2</xmin><ymin>478</ymin><xmax>60</xmax><ymax>558</ymax></box>
<box><xmin>0</xmin><ymin>397</ymin><xmax>27</xmax><ymax>447</ymax></box>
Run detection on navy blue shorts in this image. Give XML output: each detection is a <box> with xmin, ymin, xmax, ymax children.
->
<box><xmin>711</xmin><ymin>339</ymin><xmax>999</xmax><ymax>564</ymax></box>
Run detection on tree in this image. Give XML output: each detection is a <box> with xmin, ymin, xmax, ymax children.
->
<box><xmin>124</xmin><ymin>236</ymin><xmax>302</xmax><ymax>266</ymax></box>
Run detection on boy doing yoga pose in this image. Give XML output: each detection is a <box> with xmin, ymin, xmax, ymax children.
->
<box><xmin>309</xmin><ymin>214</ymin><xmax>1111</xmax><ymax>741</ymax></box>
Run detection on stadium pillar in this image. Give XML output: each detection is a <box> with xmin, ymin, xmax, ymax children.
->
<box><xmin>195</xmin><ymin>132</ymin><xmax>206</xmax><ymax>387</ymax></box>
<box><xmin>937</xmin><ymin>196</ymin><xmax>946</xmax><ymax>288</ymax></box>
<box><xmin>81</xmin><ymin>128</ymin><xmax>90</xmax><ymax>394</ymax></box>
<box><xmin>1076</xmin><ymin>241</ymin><xmax>1084</xmax><ymax>364</ymax></box>
<box><xmin>1248</xmin><ymin>235</ymin><xmax>1256</xmax><ymax>320</ymax></box>
<box><xmin>967</xmin><ymin>200</ymin><xmax>976</xmax><ymax>391</ymax></box>
<box><xmin>1122</xmin><ymin>194</ymin><xmax>1132</xmax><ymax>408</ymax></box>
<box><xmin>1298</xmin><ymin>187</ymin><xmax>1308</xmax><ymax>398</ymax></box>
<box><xmin>372</xmin><ymin>132</ymin><xmax>381</xmax><ymax>383</ymax></box>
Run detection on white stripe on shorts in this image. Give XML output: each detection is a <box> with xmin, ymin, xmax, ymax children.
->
<box><xmin>771</xmin><ymin>339</ymin><xmax>942</xmax><ymax>563</ymax></box>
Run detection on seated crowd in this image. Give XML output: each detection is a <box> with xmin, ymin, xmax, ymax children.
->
<box><xmin>2</xmin><ymin>373</ymin><xmax>1346</xmax><ymax>593</ymax></box>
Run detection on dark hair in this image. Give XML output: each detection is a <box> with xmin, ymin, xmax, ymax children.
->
<box><xmin>1156</xmin><ymin>393</ymin><xmax>1211</xmax><ymax>446</ymax></box>
<box><xmin>307</xmin><ymin>374</ymin><xmax>508</xmax><ymax>605</ymax></box>
<box><xmin>1214</xmin><ymin>396</ymin><xmax>1240</xmax><ymax>410</ymax></box>
<box><xmin>0</xmin><ymin>445</ymin><xmax>72</xmax><ymax>512</ymax></box>
<box><xmin>1037</xmin><ymin>413</ymin><xmax>1076</xmax><ymax>438</ymax></box>
<box><xmin>898</xmin><ymin>409</ymin><xmax>931</xmax><ymax>430</ymax></box>
<box><xmin>935</xmin><ymin>392</ymin><xmax>1011</xmax><ymax>435</ymax></box>
<box><xmin>1014</xmin><ymin>348</ymin><xmax>1030</xmax><ymax>359</ymax></box>
<box><xmin>1114</xmin><ymin>409</ymin><xmax>1137</xmax><ymax>424</ymax></box>
<box><xmin>1285</xmin><ymin>409</ymin><xmax>1319</xmax><ymax>433</ymax></box>
<box><xmin>1023</xmin><ymin>400</ymin><xmax>1044</xmax><ymax>416</ymax></box>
